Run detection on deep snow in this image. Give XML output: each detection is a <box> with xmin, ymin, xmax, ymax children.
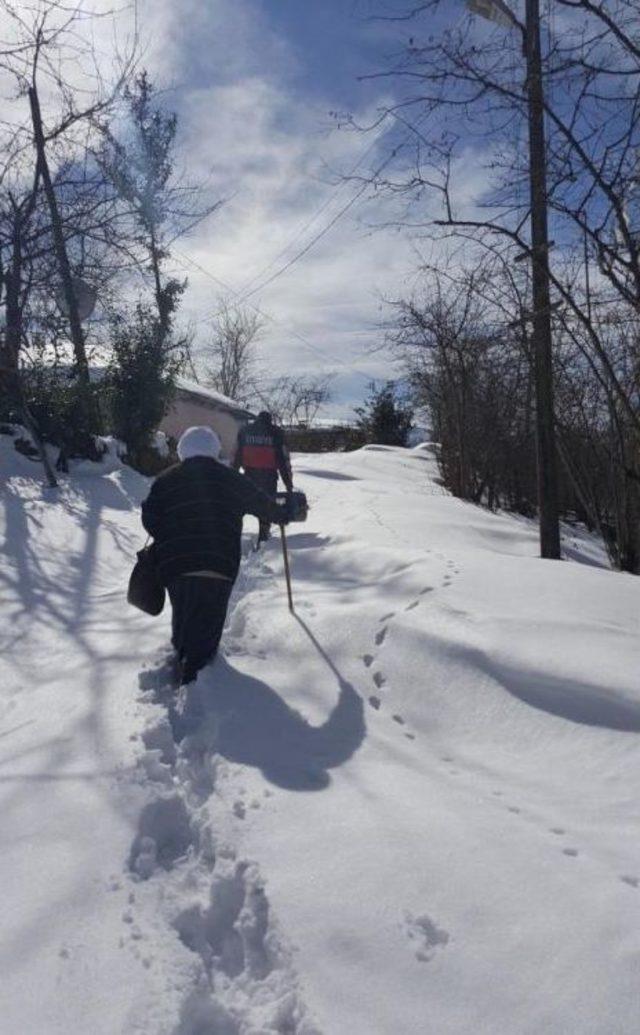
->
<box><xmin>1</xmin><ymin>433</ymin><xmax>639</xmax><ymax>1034</ymax></box>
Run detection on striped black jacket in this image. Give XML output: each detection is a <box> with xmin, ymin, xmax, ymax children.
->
<box><xmin>141</xmin><ymin>456</ymin><xmax>281</xmax><ymax>583</ymax></box>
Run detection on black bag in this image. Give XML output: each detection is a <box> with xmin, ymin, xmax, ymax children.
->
<box><xmin>276</xmin><ymin>490</ymin><xmax>309</xmax><ymax>523</ymax></box>
<box><xmin>127</xmin><ymin>543</ymin><xmax>165</xmax><ymax>616</ymax></box>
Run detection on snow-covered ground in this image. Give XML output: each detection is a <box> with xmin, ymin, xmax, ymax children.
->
<box><xmin>1</xmin><ymin>432</ymin><xmax>639</xmax><ymax>1034</ymax></box>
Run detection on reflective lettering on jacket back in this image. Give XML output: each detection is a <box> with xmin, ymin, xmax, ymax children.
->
<box><xmin>242</xmin><ymin>431</ymin><xmax>277</xmax><ymax>469</ymax></box>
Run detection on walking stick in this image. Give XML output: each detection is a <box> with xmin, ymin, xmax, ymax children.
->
<box><xmin>279</xmin><ymin>524</ymin><xmax>294</xmax><ymax>612</ymax></box>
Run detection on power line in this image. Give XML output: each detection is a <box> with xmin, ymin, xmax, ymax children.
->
<box><xmin>171</xmin><ymin>121</ymin><xmax>422</xmax><ymax>385</ymax></box>
<box><xmin>224</xmin><ymin>134</ymin><xmax>411</xmax><ymax>311</ymax></box>
<box><xmin>225</xmin><ymin>130</ymin><xmax>385</xmax><ymax>303</ymax></box>
<box><xmin>197</xmin><ymin>117</ymin><xmax>421</xmax><ymax>326</ymax></box>
<box><xmin>173</xmin><ymin>247</ymin><xmax>381</xmax><ymax>385</ymax></box>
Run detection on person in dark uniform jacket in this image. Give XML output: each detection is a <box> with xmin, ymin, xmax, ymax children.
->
<box><xmin>234</xmin><ymin>411</ymin><xmax>293</xmax><ymax>542</ymax></box>
<box><xmin>141</xmin><ymin>425</ymin><xmax>287</xmax><ymax>685</ymax></box>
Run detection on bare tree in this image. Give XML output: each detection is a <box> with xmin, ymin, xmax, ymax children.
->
<box><xmin>1</xmin><ymin>1</ymin><xmax>135</xmax><ymax>376</ymax></box>
<box><xmin>0</xmin><ymin>0</ymin><xmax>137</xmax><ymax>445</ymax></box>
<box><xmin>0</xmin><ymin>161</ymin><xmax>59</xmax><ymax>485</ymax></box>
<box><xmin>204</xmin><ymin>302</ymin><xmax>263</xmax><ymax>403</ymax></box>
<box><xmin>355</xmin><ymin>0</ymin><xmax>640</xmax><ymax>568</ymax></box>
<box><xmin>253</xmin><ymin>373</ymin><xmax>333</xmax><ymax>426</ymax></box>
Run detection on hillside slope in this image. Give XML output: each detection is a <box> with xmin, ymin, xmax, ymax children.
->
<box><xmin>1</xmin><ymin>434</ymin><xmax>639</xmax><ymax>1034</ymax></box>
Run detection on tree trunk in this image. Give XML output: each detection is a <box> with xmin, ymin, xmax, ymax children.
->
<box><xmin>27</xmin><ymin>83</ymin><xmax>103</xmax><ymax>444</ymax></box>
<box><xmin>3</xmin><ymin>224</ymin><xmax>57</xmax><ymax>488</ymax></box>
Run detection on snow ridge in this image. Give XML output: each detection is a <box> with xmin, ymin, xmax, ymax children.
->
<box><xmin>132</xmin><ymin>652</ymin><xmax>321</xmax><ymax>1035</ymax></box>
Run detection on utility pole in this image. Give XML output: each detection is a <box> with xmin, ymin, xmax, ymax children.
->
<box><xmin>467</xmin><ymin>0</ymin><xmax>561</xmax><ymax>559</ymax></box>
<box><xmin>524</xmin><ymin>0</ymin><xmax>561</xmax><ymax>558</ymax></box>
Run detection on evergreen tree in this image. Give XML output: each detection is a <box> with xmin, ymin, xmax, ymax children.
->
<box><xmin>105</xmin><ymin>303</ymin><xmax>182</xmax><ymax>461</ymax></box>
<box><xmin>355</xmin><ymin>381</ymin><xmax>414</xmax><ymax>446</ymax></box>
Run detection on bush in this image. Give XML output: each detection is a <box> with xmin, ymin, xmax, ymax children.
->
<box><xmin>14</xmin><ymin>366</ymin><xmax>103</xmax><ymax>462</ymax></box>
<box><xmin>284</xmin><ymin>425</ymin><xmax>366</xmax><ymax>453</ymax></box>
<box><xmin>104</xmin><ymin>303</ymin><xmax>181</xmax><ymax>463</ymax></box>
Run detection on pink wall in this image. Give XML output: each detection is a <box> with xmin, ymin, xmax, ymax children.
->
<box><xmin>159</xmin><ymin>398</ymin><xmax>245</xmax><ymax>463</ymax></box>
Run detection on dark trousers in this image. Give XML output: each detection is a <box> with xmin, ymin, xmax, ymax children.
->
<box><xmin>245</xmin><ymin>468</ymin><xmax>278</xmax><ymax>539</ymax></box>
<box><xmin>167</xmin><ymin>576</ymin><xmax>233</xmax><ymax>684</ymax></box>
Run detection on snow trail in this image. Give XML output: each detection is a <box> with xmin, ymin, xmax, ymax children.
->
<box><xmin>133</xmin><ymin>638</ymin><xmax>322</xmax><ymax>1034</ymax></box>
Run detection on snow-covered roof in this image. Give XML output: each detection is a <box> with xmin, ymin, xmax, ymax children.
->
<box><xmin>174</xmin><ymin>377</ymin><xmax>253</xmax><ymax>417</ymax></box>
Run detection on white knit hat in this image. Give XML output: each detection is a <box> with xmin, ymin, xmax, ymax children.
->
<box><xmin>177</xmin><ymin>425</ymin><xmax>222</xmax><ymax>461</ymax></box>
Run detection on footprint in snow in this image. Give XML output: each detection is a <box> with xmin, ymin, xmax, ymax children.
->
<box><xmin>362</xmin><ymin>653</ymin><xmax>374</xmax><ymax>668</ymax></box>
<box><xmin>372</xmin><ymin>671</ymin><xmax>386</xmax><ymax>688</ymax></box>
<box><xmin>404</xmin><ymin>912</ymin><xmax>449</xmax><ymax>963</ymax></box>
<box><xmin>368</xmin><ymin>696</ymin><xmax>381</xmax><ymax>710</ymax></box>
<box><xmin>392</xmin><ymin>714</ymin><xmax>405</xmax><ymax>725</ymax></box>
<box><xmin>419</xmin><ymin>587</ymin><xmax>434</xmax><ymax>596</ymax></box>
<box><xmin>507</xmin><ymin>806</ymin><xmax>521</xmax><ymax>815</ymax></box>
<box><xmin>620</xmin><ymin>875</ymin><xmax>639</xmax><ymax>889</ymax></box>
<box><xmin>550</xmin><ymin>827</ymin><xmax>565</xmax><ymax>836</ymax></box>
<box><xmin>375</xmin><ymin>627</ymin><xmax>388</xmax><ymax>646</ymax></box>
<box><xmin>562</xmin><ymin>847</ymin><xmax>579</xmax><ymax>858</ymax></box>
<box><xmin>380</xmin><ymin>612</ymin><xmax>395</xmax><ymax>623</ymax></box>
<box><xmin>405</xmin><ymin>600</ymin><xmax>420</xmax><ymax>612</ymax></box>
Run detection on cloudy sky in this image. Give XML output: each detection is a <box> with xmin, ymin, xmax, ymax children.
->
<box><xmin>136</xmin><ymin>0</ymin><xmax>429</xmax><ymax>419</ymax></box>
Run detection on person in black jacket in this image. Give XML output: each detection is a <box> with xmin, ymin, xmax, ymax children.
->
<box><xmin>234</xmin><ymin>411</ymin><xmax>293</xmax><ymax>543</ymax></box>
<box><xmin>142</xmin><ymin>425</ymin><xmax>287</xmax><ymax>685</ymax></box>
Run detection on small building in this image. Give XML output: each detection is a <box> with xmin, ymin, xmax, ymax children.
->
<box><xmin>160</xmin><ymin>378</ymin><xmax>253</xmax><ymax>463</ymax></box>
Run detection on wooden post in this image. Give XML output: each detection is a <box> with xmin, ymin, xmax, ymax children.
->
<box><xmin>525</xmin><ymin>0</ymin><xmax>561</xmax><ymax>559</ymax></box>
<box><xmin>280</xmin><ymin>524</ymin><xmax>294</xmax><ymax>612</ymax></box>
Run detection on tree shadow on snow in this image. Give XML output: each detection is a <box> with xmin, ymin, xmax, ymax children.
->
<box><xmin>295</xmin><ymin>468</ymin><xmax>359</xmax><ymax>481</ymax></box>
<box><xmin>284</xmin><ymin>531</ymin><xmax>332</xmax><ymax>551</ymax></box>
<box><xmin>0</xmin><ymin>462</ymin><xmax>155</xmax><ymax>970</ymax></box>
<box><xmin>193</xmin><ymin>627</ymin><xmax>366</xmax><ymax>792</ymax></box>
<box><xmin>1</xmin><ymin>472</ymin><xmax>142</xmax><ymax>630</ymax></box>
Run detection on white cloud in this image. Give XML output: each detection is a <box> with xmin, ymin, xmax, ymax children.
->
<box><xmin>126</xmin><ymin>0</ymin><xmax>434</xmax><ymax>418</ymax></box>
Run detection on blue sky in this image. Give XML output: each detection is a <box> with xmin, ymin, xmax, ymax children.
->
<box><xmin>261</xmin><ymin>1</ymin><xmax>394</xmax><ymax>106</ymax></box>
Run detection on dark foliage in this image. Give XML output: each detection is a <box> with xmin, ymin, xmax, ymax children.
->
<box><xmin>104</xmin><ymin>303</ymin><xmax>181</xmax><ymax>462</ymax></box>
<box><xmin>355</xmin><ymin>382</ymin><xmax>414</xmax><ymax>446</ymax></box>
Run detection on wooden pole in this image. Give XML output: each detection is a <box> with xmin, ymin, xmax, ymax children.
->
<box><xmin>525</xmin><ymin>0</ymin><xmax>561</xmax><ymax>559</ymax></box>
<box><xmin>280</xmin><ymin>524</ymin><xmax>294</xmax><ymax>612</ymax></box>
